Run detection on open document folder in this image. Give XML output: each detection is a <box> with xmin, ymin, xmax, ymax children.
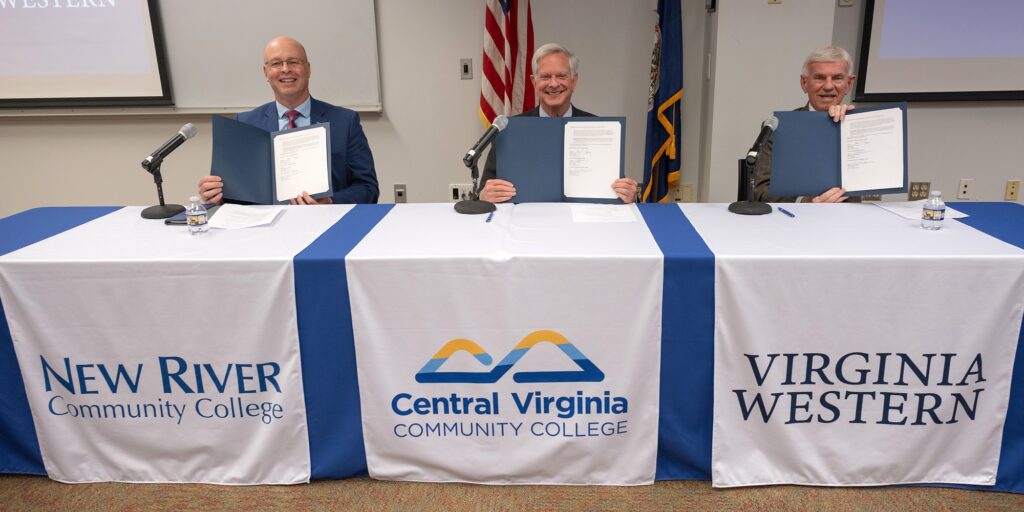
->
<box><xmin>211</xmin><ymin>115</ymin><xmax>333</xmax><ymax>204</ymax></box>
<box><xmin>495</xmin><ymin>117</ymin><xmax>626</xmax><ymax>203</ymax></box>
<box><xmin>769</xmin><ymin>102</ymin><xmax>908</xmax><ymax>198</ymax></box>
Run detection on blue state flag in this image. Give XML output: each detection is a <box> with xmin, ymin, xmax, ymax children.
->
<box><xmin>642</xmin><ymin>0</ymin><xmax>682</xmax><ymax>203</ymax></box>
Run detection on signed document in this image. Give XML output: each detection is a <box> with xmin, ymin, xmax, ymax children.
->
<box><xmin>841</xmin><ymin>107</ymin><xmax>904</xmax><ymax>193</ymax></box>
<box><xmin>272</xmin><ymin>125</ymin><xmax>331</xmax><ymax>203</ymax></box>
<box><xmin>564</xmin><ymin>121</ymin><xmax>621</xmax><ymax>200</ymax></box>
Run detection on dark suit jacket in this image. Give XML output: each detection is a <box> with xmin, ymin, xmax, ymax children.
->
<box><xmin>236</xmin><ymin>98</ymin><xmax>379</xmax><ymax>204</ymax></box>
<box><xmin>753</xmin><ymin>104</ymin><xmax>860</xmax><ymax>203</ymax></box>
<box><xmin>480</xmin><ymin>105</ymin><xmax>596</xmax><ymax>188</ymax></box>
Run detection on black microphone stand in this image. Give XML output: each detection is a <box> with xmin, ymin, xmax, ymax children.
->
<box><xmin>140</xmin><ymin>158</ymin><xmax>185</xmax><ymax>219</ymax></box>
<box><xmin>727</xmin><ymin>156</ymin><xmax>772</xmax><ymax>215</ymax></box>
<box><xmin>454</xmin><ymin>153</ymin><xmax>497</xmax><ymax>215</ymax></box>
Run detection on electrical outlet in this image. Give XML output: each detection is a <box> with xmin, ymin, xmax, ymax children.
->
<box><xmin>908</xmin><ymin>181</ymin><xmax>930</xmax><ymax>201</ymax></box>
<box><xmin>679</xmin><ymin>183</ymin><xmax>694</xmax><ymax>203</ymax></box>
<box><xmin>460</xmin><ymin>58</ymin><xmax>472</xmax><ymax>80</ymax></box>
<box><xmin>394</xmin><ymin>184</ymin><xmax>407</xmax><ymax>204</ymax></box>
<box><xmin>450</xmin><ymin>183</ymin><xmax>473</xmax><ymax>202</ymax></box>
<box><xmin>1007</xmin><ymin>180</ymin><xmax>1021</xmax><ymax>201</ymax></box>
<box><xmin>957</xmin><ymin>178</ymin><xmax>974</xmax><ymax>200</ymax></box>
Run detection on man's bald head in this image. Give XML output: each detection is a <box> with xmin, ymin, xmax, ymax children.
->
<box><xmin>262</xmin><ymin>36</ymin><xmax>312</xmax><ymax>109</ymax></box>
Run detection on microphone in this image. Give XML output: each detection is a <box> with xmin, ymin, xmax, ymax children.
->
<box><xmin>462</xmin><ymin>115</ymin><xmax>508</xmax><ymax>168</ymax></box>
<box><xmin>141</xmin><ymin>123</ymin><xmax>198</xmax><ymax>170</ymax></box>
<box><xmin>745</xmin><ymin>116</ymin><xmax>778</xmax><ymax>165</ymax></box>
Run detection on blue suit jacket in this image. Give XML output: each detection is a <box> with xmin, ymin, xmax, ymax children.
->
<box><xmin>236</xmin><ymin>98</ymin><xmax>379</xmax><ymax>204</ymax></box>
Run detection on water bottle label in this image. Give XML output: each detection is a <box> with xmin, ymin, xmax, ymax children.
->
<box><xmin>187</xmin><ymin>214</ymin><xmax>207</xmax><ymax>225</ymax></box>
<box><xmin>922</xmin><ymin>207</ymin><xmax>945</xmax><ymax>221</ymax></box>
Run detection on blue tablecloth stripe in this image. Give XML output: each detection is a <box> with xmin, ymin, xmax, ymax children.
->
<box><xmin>638</xmin><ymin>204</ymin><xmax>716</xmax><ymax>480</ymax></box>
<box><xmin>294</xmin><ymin>204</ymin><xmax>393</xmax><ymax>479</ymax></box>
<box><xmin>0</xmin><ymin>206</ymin><xmax>119</xmax><ymax>475</ymax></box>
<box><xmin>947</xmin><ymin>202</ymin><xmax>1024</xmax><ymax>493</ymax></box>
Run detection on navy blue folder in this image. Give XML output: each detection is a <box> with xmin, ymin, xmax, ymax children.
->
<box><xmin>211</xmin><ymin>116</ymin><xmax>332</xmax><ymax>205</ymax></box>
<box><xmin>769</xmin><ymin>102</ymin><xmax>908</xmax><ymax>198</ymax></box>
<box><xmin>495</xmin><ymin>117</ymin><xmax>626</xmax><ymax>203</ymax></box>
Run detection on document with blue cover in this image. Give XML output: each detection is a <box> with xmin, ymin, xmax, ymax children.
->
<box><xmin>769</xmin><ymin>102</ymin><xmax>908</xmax><ymax>198</ymax></box>
<box><xmin>211</xmin><ymin>116</ymin><xmax>332</xmax><ymax>204</ymax></box>
<box><xmin>495</xmin><ymin>117</ymin><xmax>626</xmax><ymax>203</ymax></box>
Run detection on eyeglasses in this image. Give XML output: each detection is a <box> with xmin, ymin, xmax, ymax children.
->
<box><xmin>265</xmin><ymin>59</ymin><xmax>307</xmax><ymax>70</ymax></box>
<box><xmin>535</xmin><ymin>73</ymin><xmax>572</xmax><ymax>83</ymax></box>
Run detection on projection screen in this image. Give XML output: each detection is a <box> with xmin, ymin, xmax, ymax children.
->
<box><xmin>856</xmin><ymin>0</ymin><xmax>1024</xmax><ymax>102</ymax></box>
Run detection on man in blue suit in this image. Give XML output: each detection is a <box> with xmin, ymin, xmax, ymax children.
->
<box><xmin>198</xmin><ymin>36</ymin><xmax>378</xmax><ymax>205</ymax></box>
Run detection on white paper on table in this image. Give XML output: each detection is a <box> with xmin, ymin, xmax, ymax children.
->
<box><xmin>840</xmin><ymin>108</ymin><xmax>904</xmax><ymax>192</ymax></box>
<box><xmin>273</xmin><ymin>125</ymin><xmax>331</xmax><ymax>202</ymax></box>
<box><xmin>570</xmin><ymin>203</ymin><xmax>638</xmax><ymax>223</ymax></box>
<box><xmin>874</xmin><ymin>200</ymin><xmax>968</xmax><ymax>220</ymax></box>
<box><xmin>563</xmin><ymin>121</ymin><xmax>620</xmax><ymax>199</ymax></box>
<box><xmin>208</xmin><ymin>204</ymin><xmax>285</xmax><ymax>229</ymax></box>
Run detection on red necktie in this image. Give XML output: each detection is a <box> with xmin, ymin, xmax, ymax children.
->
<box><xmin>284</xmin><ymin>110</ymin><xmax>300</xmax><ymax>129</ymax></box>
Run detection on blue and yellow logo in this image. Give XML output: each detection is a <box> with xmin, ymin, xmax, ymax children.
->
<box><xmin>416</xmin><ymin>330</ymin><xmax>604</xmax><ymax>384</ymax></box>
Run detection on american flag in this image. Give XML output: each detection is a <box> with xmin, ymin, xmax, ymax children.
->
<box><xmin>479</xmin><ymin>0</ymin><xmax>535</xmax><ymax>126</ymax></box>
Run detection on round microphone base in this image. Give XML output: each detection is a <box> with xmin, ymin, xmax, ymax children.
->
<box><xmin>454</xmin><ymin>199</ymin><xmax>496</xmax><ymax>215</ymax></box>
<box><xmin>727</xmin><ymin>201</ymin><xmax>772</xmax><ymax>215</ymax></box>
<box><xmin>142</xmin><ymin>203</ymin><xmax>185</xmax><ymax>219</ymax></box>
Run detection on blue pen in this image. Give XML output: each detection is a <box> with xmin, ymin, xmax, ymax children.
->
<box><xmin>778</xmin><ymin>207</ymin><xmax>795</xmax><ymax>218</ymax></box>
<box><xmin>485</xmin><ymin>212</ymin><xmax>494</xmax><ymax>223</ymax></box>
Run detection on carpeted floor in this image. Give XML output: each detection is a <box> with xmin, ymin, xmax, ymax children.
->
<box><xmin>2</xmin><ymin>475</ymin><xmax>1024</xmax><ymax>511</ymax></box>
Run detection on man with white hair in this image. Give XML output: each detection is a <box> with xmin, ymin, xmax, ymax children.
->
<box><xmin>753</xmin><ymin>46</ymin><xmax>860</xmax><ymax>203</ymax></box>
<box><xmin>479</xmin><ymin>43</ymin><xmax>639</xmax><ymax>204</ymax></box>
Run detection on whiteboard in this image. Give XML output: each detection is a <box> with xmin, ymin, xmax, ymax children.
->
<box><xmin>157</xmin><ymin>0</ymin><xmax>382</xmax><ymax>111</ymax></box>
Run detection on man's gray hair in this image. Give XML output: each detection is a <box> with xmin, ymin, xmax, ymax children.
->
<box><xmin>801</xmin><ymin>46</ymin><xmax>853</xmax><ymax>75</ymax></box>
<box><xmin>532</xmin><ymin>43</ymin><xmax>579</xmax><ymax>76</ymax></box>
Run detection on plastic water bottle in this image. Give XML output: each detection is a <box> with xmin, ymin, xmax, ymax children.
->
<box><xmin>921</xmin><ymin>190</ymin><xmax>945</xmax><ymax>230</ymax></box>
<box><xmin>186</xmin><ymin>196</ymin><xmax>209</xmax><ymax>235</ymax></box>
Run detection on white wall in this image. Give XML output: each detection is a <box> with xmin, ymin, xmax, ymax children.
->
<box><xmin>0</xmin><ymin>1</ymin><xmax>658</xmax><ymax>218</ymax></box>
<box><xmin>701</xmin><ymin>0</ymin><xmax>836</xmax><ymax>202</ymax></box>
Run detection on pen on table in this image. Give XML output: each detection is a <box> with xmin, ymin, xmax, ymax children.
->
<box><xmin>778</xmin><ymin>207</ymin><xmax>795</xmax><ymax>218</ymax></box>
<box><xmin>485</xmin><ymin>211</ymin><xmax>494</xmax><ymax>223</ymax></box>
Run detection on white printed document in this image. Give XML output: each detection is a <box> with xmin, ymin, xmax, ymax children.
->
<box><xmin>273</xmin><ymin>124</ymin><xmax>331</xmax><ymax>203</ymax></box>
<box><xmin>563</xmin><ymin>121</ymin><xmax>621</xmax><ymax>200</ymax></box>
<box><xmin>208</xmin><ymin>204</ymin><xmax>285</xmax><ymax>229</ymax></box>
<box><xmin>840</xmin><ymin>107</ymin><xmax>905</xmax><ymax>193</ymax></box>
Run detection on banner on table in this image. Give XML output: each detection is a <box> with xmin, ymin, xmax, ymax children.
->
<box><xmin>346</xmin><ymin>204</ymin><xmax>663</xmax><ymax>485</ymax></box>
<box><xmin>0</xmin><ymin>207</ymin><xmax>351</xmax><ymax>484</ymax></box>
<box><xmin>682</xmin><ymin>203</ymin><xmax>1024</xmax><ymax>487</ymax></box>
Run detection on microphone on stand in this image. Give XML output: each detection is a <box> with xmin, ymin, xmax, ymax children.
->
<box><xmin>455</xmin><ymin>115</ymin><xmax>509</xmax><ymax>215</ymax></box>
<box><xmin>745</xmin><ymin>116</ymin><xmax>778</xmax><ymax>165</ymax></box>
<box><xmin>729</xmin><ymin>116</ymin><xmax>777</xmax><ymax>216</ymax></box>
<box><xmin>139</xmin><ymin>123</ymin><xmax>197</xmax><ymax>219</ymax></box>
<box><xmin>142</xmin><ymin>123</ymin><xmax>198</xmax><ymax>172</ymax></box>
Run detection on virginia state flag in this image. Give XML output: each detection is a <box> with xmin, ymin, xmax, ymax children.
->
<box><xmin>642</xmin><ymin>0</ymin><xmax>682</xmax><ymax>203</ymax></box>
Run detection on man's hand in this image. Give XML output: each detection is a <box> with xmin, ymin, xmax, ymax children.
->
<box><xmin>827</xmin><ymin>104</ymin><xmax>855</xmax><ymax>122</ymax></box>
<box><xmin>612</xmin><ymin>178</ymin><xmax>639</xmax><ymax>204</ymax></box>
<box><xmin>198</xmin><ymin>175</ymin><xmax>224</xmax><ymax>205</ymax></box>
<box><xmin>479</xmin><ymin>179</ymin><xmax>516</xmax><ymax>203</ymax></box>
<box><xmin>290</xmin><ymin>192</ymin><xmax>333</xmax><ymax>205</ymax></box>
<box><xmin>805</xmin><ymin>187</ymin><xmax>849</xmax><ymax>203</ymax></box>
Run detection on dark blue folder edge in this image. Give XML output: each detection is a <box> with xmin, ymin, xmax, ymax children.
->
<box><xmin>497</xmin><ymin>117</ymin><xmax>626</xmax><ymax>203</ymax></box>
<box><xmin>770</xmin><ymin>102</ymin><xmax>908</xmax><ymax>198</ymax></box>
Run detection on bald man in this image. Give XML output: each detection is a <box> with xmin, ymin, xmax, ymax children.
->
<box><xmin>199</xmin><ymin>36</ymin><xmax>378</xmax><ymax>205</ymax></box>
